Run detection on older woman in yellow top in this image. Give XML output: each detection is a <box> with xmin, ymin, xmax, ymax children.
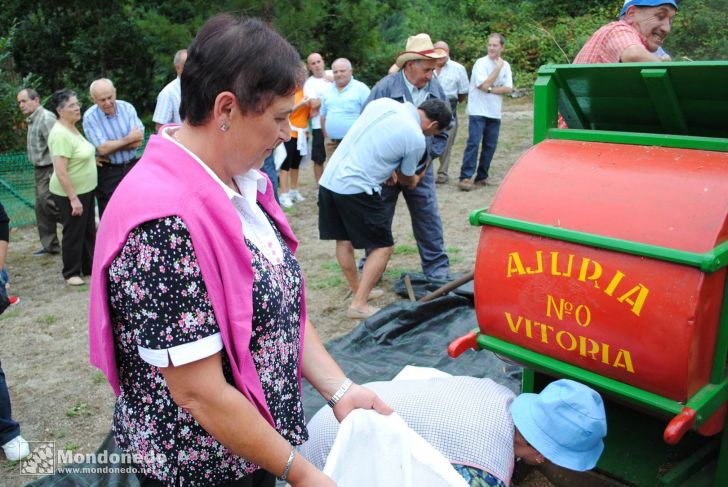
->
<box><xmin>48</xmin><ymin>89</ymin><xmax>98</xmax><ymax>286</ymax></box>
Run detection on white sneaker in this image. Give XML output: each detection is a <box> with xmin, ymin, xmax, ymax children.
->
<box><xmin>290</xmin><ymin>189</ymin><xmax>306</xmax><ymax>203</ymax></box>
<box><xmin>279</xmin><ymin>192</ymin><xmax>294</xmax><ymax>208</ymax></box>
<box><xmin>66</xmin><ymin>276</ymin><xmax>85</xmax><ymax>286</ymax></box>
<box><xmin>2</xmin><ymin>435</ymin><xmax>30</xmax><ymax>461</ymax></box>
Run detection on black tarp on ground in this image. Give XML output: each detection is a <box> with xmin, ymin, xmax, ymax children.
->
<box><xmin>26</xmin><ymin>274</ymin><xmax>520</xmax><ymax>486</ymax></box>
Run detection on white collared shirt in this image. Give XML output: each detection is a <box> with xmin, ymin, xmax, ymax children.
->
<box><xmin>403</xmin><ymin>74</ymin><xmax>429</xmax><ymax>107</ymax></box>
<box><xmin>162</xmin><ymin>127</ymin><xmax>284</xmax><ymax>265</ymax></box>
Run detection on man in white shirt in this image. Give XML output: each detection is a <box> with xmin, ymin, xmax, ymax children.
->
<box><xmin>304</xmin><ymin>52</ymin><xmax>333</xmax><ymax>184</ymax></box>
<box><xmin>432</xmin><ymin>41</ymin><xmax>469</xmax><ymax>184</ymax></box>
<box><xmin>153</xmin><ymin>49</ymin><xmax>187</xmax><ymax>131</ymax></box>
<box><xmin>319</xmin><ymin>98</ymin><xmax>451</xmax><ymax>320</ymax></box>
<box><xmin>458</xmin><ymin>34</ymin><xmax>513</xmax><ymax>191</ymax></box>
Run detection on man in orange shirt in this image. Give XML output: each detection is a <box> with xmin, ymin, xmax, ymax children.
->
<box><xmin>279</xmin><ymin>87</ymin><xmax>311</xmax><ymax>208</ymax></box>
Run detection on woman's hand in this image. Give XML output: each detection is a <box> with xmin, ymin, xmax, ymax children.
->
<box><xmin>290</xmin><ymin>469</ymin><xmax>337</xmax><ymax>487</ymax></box>
<box><xmin>286</xmin><ymin>451</ymin><xmax>337</xmax><ymax>486</ymax></box>
<box><xmin>70</xmin><ymin>196</ymin><xmax>83</xmax><ymax>216</ymax></box>
<box><xmin>331</xmin><ymin>383</ymin><xmax>394</xmax><ymax>422</ymax></box>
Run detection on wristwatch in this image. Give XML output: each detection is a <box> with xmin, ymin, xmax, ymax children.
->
<box><xmin>487</xmin><ymin>86</ymin><xmax>493</xmax><ymax>93</ymax></box>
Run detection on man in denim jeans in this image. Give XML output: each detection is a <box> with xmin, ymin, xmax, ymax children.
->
<box><xmin>0</xmin><ymin>202</ymin><xmax>28</xmax><ymax>462</ymax></box>
<box><xmin>459</xmin><ymin>33</ymin><xmax>513</xmax><ymax>191</ymax></box>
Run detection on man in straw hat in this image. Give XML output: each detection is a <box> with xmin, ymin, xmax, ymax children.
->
<box><xmin>301</xmin><ymin>376</ymin><xmax>607</xmax><ymax>486</ymax></box>
<box><xmin>363</xmin><ymin>33</ymin><xmax>451</xmax><ymax>280</ymax></box>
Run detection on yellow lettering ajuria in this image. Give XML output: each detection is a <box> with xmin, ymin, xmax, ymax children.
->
<box><xmin>507</xmin><ymin>252</ymin><xmax>526</xmax><ymax>278</ymax></box>
<box><xmin>505</xmin><ymin>251</ymin><xmax>648</xmax><ymax>317</ymax></box>
<box><xmin>504</xmin><ymin>312</ymin><xmax>635</xmax><ymax>373</ymax></box>
<box><xmin>617</xmin><ymin>284</ymin><xmax>649</xmax><ymax>317</ymax></box>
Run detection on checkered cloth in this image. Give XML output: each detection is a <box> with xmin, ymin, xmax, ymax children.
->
<box><xmin>300</xmin><ymin>376</ymin><xmax>516</xmax><ymax>486</ymax></box>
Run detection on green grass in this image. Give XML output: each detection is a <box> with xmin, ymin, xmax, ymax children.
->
<box><xmin>393</xmin><ymin>244</ymin><xmax>418</xmax><ymax>255</ymax></box>
<box><xmin>307</xmin><ymin>276</ymin><xmax>343</xmax><ymax>290</ymax></box>
<box><xmin>42</xmin><ymin>314</ymin><xmax>57</xmax><ymax>325</ymax></box>
<box><xmin>92</xmin><ymin>371</ymin><xmax>107</xmax><ymax>385</ymax></box>
<box><xmin>65</xmin><ymin>403</ymin><xmax>92</xmax><ymax>418</ymax></box>
<box><xmin>0</xmin><ymin>309</ymin><xmax>20</xmax><ymax>321</ymax></box>
<box><xmin>63</xmin><ymin>443</ymin><xmax>81</xmax><ymax>451</ymax></box>
<box><xmin>446</xmin><ymin>246</ymin><xmax>462</xmax><ymax>254</ymax></box>
<box><xmin>383</xmin><ymin>267</ymin><xmax>417</xmax><ymax>280</ymax></box>
<box><xmin>320</xmin><ymin>261</ymin><xmax>340</xmax><ymax>272</ymax></box>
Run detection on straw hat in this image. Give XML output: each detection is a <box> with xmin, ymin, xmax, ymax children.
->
<box><xmin>395</xmin><ymin>33</ymin><xmax>447</xmax><ymax>68</ymax></box>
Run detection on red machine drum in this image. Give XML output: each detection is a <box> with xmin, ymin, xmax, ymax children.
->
<box><xmin>474</xmin><ymin>139</ymin><xmax>728</xmax><ymax>402</ymax></box>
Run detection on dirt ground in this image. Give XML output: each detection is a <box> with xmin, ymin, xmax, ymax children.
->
<box><xmin>0</xmin><ymin>96</ymin><xmax>554</xmax><ymax>486</ymax></box>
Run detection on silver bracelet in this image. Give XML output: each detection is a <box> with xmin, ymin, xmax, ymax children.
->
<box><xmin>278</xmin><ymin>443</ymin><xmax>296</xmax><ymax>482</ymax></box>
<box><xmin>327</xmin><ymin>378</ymin><xmax>353</xmax><ymax>408</ymax></box>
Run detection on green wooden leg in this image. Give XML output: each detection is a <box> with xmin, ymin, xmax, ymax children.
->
<box><xmin>521</xmin><ymin>368</ymin><xmax>536</xmax><ymax>394</ymax></box>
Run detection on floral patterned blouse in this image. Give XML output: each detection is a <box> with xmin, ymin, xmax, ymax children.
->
<box><xmin>108</xmin><ymin>214</ymin><xmax>307</xmax><ymax>485</ymax></box>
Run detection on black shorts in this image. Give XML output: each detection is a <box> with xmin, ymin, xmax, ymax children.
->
<box><xmin>280</xmin><ymin>138</ymin><xmax>302</xmax><ymax>171</ymax></box>
<box><xmin>311</xmin><ymin>128</ymin><xmax>326</xmax><ymax>164</ymax></box>
<box><xmin>318</xmin><ymin>186</ymin><xmax>394</xmax><ymax>249</ymax></box>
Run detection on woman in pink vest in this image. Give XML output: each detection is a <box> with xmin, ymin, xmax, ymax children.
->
<box><xmin>88</xmin><ymin>15</ymin><xmax>391</xmax><ymax>487</ymax></box>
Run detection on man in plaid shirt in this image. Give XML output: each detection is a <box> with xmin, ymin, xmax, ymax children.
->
<box><xmin>575</xmin><ymin>0</ymin><xmax>678</xmax><ymax>64</ymax></box>
<box><xmin>558</xmin><ymin>0</ymin><xmax>678</xmax><ymax>128</ymax></box>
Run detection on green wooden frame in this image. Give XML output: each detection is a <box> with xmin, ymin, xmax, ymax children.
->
<box><xmin>533</xmin><ymin>62</ymin><xmax>728</xmax><ymax>151</ymax></box>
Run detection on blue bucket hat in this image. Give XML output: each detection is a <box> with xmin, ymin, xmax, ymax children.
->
<box><xmin>511</xmin><ymin>379</ymin><xmax>607</xmax><ymax>471</ymax></box>
<box><xmin>621</xmin><ymin>0</ymin><xmax>678</xmax><ymax>17</ymax></box>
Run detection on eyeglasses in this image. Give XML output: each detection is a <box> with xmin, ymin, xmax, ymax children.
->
<box><xmin>64</xmin><ymin>102</ymin><xmax>82</xmax><ymax>110</ymax></box>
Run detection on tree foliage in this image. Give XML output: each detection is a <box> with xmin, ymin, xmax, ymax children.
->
<box><xmin>1</xmin><ymin>0</ymin><xmax>726</xmax><ymax>151</ymax></box>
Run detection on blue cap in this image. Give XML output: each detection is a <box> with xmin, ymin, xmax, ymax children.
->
<box><xmin>621</xmin><ymin>0</ymin><xmax>678</xmax><ymax>17</ymax></box>
<box><xmin>511</xmin><ymin>379</ymin><xmax>607</xmax><ymax>471</ymax></box>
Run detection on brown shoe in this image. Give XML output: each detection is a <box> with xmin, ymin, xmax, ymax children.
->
<box><xmin>458</xmin><ymin>179</ymin><xmax>473</xmax><ymax>191</ymax></box>
<box><xmin>474</xmin><ymin>179</ymin><xmax>489</xmax><ymax>187</ymax></box>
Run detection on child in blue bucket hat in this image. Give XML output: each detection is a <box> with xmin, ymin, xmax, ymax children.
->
<box><xmin>511</xmin><ymin>379</ymin><xmax>607</xmax><ymax>471</ymax></box>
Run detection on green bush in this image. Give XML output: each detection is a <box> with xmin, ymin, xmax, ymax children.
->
<box><xmin>0</xmin><ymin>0</ymin><xmax>726</xmax><ymax>152</ymax></box>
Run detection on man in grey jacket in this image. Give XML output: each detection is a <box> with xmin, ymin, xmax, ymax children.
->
<box><xmin>364</xmin><ymin>33</ymin><xmax>450</xmax><ymax>279</ymax></box>
<box><xmin>17</xmin><ymin>88</ymin><xmax>60</xmax><ymax>256</ymax></box>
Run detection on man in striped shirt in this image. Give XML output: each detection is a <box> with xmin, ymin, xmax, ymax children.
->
<box><xmin>82</xmin><ymin>78</ymin><xmax>144</xmax><ymax>218</ymax></box>
<box><xmin>153</xmin><ymin>49</ymin><xmax>187</xmax><ymax>131</ymax></box>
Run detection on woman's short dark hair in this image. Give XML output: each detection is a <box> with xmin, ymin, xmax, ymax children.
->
<box><xmin>181</xmin><ymin>15</ymin><xmax>305</xmax><ymax>125</ymax></box>
<box><xmin>418</xmin><ymin>99</ymin><xmax>453</xmax><ymax>131</ymax></box>
<box><xmin>49</xmin><ymin>89</ymin><xmax>77</xmax><ymax>116</ymax></box>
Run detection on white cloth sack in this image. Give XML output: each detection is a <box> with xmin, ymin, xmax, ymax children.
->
<box><xmin>273</xmin><ymin>144</ymin><xmax>287</xmax><ymax>171</ymax></box>
<box><xmin>322</xmin><ymin>409</ymin><xmax>469</xmax><ymax>487</ymax></box>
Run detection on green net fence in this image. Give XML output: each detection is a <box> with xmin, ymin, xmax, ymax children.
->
<box><xmin>0</xmin><ymin>135</ymin><xmax>151</xmax><ymax>228</ymax></box>
<box><xmin>0</xmin><ymin>151</ymin><xmax>36</xmax><ymax>228</ymax></box>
